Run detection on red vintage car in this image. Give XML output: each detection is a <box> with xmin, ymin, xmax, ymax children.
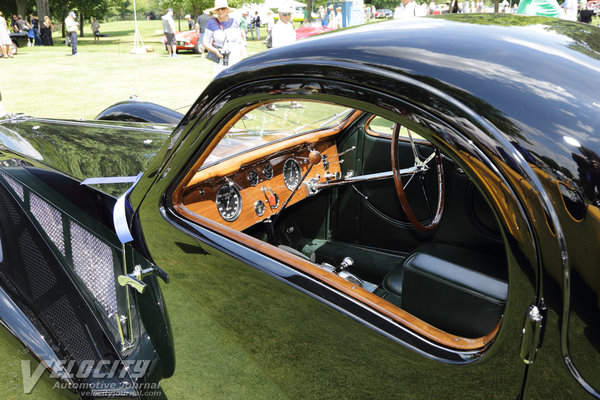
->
<box><xmin>295</xmin><ymin>26</ymin><xmax>334</xmax><ymax>40</ymax></box>
<box><xmin>161</xmin><ymin>30</ymin><xmax>202</xmax><ymax>54</ymax></box>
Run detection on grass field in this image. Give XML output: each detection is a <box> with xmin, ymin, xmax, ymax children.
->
<box><xmin>0</xmin><ymin>20</ymin><xmax>271</xmax><ymax>120</ymax></box>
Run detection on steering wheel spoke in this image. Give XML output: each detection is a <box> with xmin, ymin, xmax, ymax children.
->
<box><xmin>391</xmin><ymin>124</ymin><xmax>445</xmax><ymax>232</ymax></box>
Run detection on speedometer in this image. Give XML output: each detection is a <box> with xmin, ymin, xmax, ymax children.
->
<box><xmin>283</xmin><ymin>158</ymin><xmax>302</xmax><ymax>191</ymax></box>
<box><xmin>215</xmin><ymin>184</ymin><xmax>242</xmax><ymax>222</ymax></box>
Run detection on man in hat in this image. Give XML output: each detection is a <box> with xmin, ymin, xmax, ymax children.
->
<box><xmin>65</xmin><ymin>11</ymin><xmax>79</xmax><ymax>56</ymax></box>
<box><xmin>272</xmin><ymin>4</ymin><xmax>296</xmax><ymax>48</ymax></box>
<box><xmin>185</xmin><ymin>14</ymin><xmax>194</xmax><ymax>30</ymax></box>
<box><xmin>270</xmin><ymin>4</ymin><xmax>303</xmax><ymax>110</ymax></box>
<box><xmin>162</xmin><ymin>8</ymin><xmax>177</xmax><ymax>58</ymax></box>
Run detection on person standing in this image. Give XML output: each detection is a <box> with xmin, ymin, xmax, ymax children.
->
<box><xmin>29</xmin><ymin>14</ymin><xmax>42</xmax><ymax>45</ymax></box>
<box><xmin>162</xmin><ymin>8</ymin><xmax>177</xmax><ymax>58</ymax></box>
<box><xmin>65</xmin><ymin>11</ymin><xmax>78</xmax><ymax>56</ymax></box>
<box><xmin>40</xmin><ymin>16</ymin><xmax>53</xmax><ymax>46</ymax></box>
<box><xmin>264</xmin><ymin>10</ymin><xmax>275</xmax><ymax>48</ymax></box>
<box><xmin>196</xmin><ymin>9</ymin><xmax>211</xmax><ymax>56</ymax></box>
<box><xmin>91</xmin><ymin>17</ymin><xmax>100</xmax><ymax>43</ymax></box>
<box><xmin>272</xmin><ymin>4</ymin><xmax>296</xmax><ymax>48</ymax></box>
<box><xmin>394</xmin><ymin>0</ymin><xmax>417</xmax><ymax>19</ymax></box>
<box><xmin>185</xmin><ymin>14</ymin><xmax>194</xmax><ymax>30</ymax></box>
<box><xmin>245</xmin><ymin>11</ymin><xmax>254</xmax><ymax>40</ymax></box>
<box><xmin>335</xmin><ymin>6</ymin><xmax>343</xmax><ymax>28</ymax></box>
<box><xmin>203</xmin><ymin>0</ymin><xmax>243</xmax><ymax>75</ymax></box>
<box><xmin>271</xmin><ymin>5</ymin><xmax>303</xmax><ymax>110</ymax></box>
<box><xmin>254</xmin><ymin>11</ymin><xmax>261</xmax><ymax>40</ymax></box>
<box><xmin>561</xmin><ymin>0</ymin><xmax>578</xmax><ymax>20</ymax></box>
<box><xmin>0</xmin><ymin>11</ymin><xmax>13</xmax><ymax>58</ymax></box>
<box><xmin>326</xmin><ymin>5</ymin><xmax>336</xmax><ymax>28</ymax></box>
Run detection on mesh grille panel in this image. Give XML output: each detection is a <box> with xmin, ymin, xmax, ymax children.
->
<box><xmin>42</xmin><ymin>295</ymin><xmax>99</xmax><ymax>363</ymax></box>
<box><xmin>0</xmin><ymin>181</ymin><xmax>22</xmax><ymax>228</ymax></box>
<box><xmin>0</xmin><ymin>171</ymin><xmax>24</xmax><ymax>201</ymax></box>
<box><xmin>30</xmin><ymin>193</ymin><xmax>66</xmax><ymax>256</ymax></box>
<box><xmin>70</xmin><ymin>221</ymin><xmax>118</xmax><ymax>317</ymax></box>
<box><xmin>19</xmin><ymin>228</ymin><xmax>57</xmax><ymax>300</ymax></box>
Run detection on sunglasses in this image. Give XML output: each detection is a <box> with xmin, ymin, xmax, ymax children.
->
<box><xmin>217</xmin><ymin>7</ymin><xmax>227</xmax><ymax>11</ymax></box>
<box><xmin>280</xmin><ymin>12</ymin><xmax>291</xmax><ymax>16</ymax></box>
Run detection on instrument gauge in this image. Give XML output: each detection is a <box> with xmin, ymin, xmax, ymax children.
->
<box><xmin>283</xmin><ymin>158</ymin><xmax>302</xmax><ymax>190</ymax></box>
<box><xmin>216</xmin><ymin>184</ymin><xmax>242</xmax><ymax>222</ymax></box>
<box><xmin>254</xmin><ymin>200</ymin><xmax>266</xmax><ymax>216</ymax></box>
<box><xmin>247</xmin><ymin>170</ymin><xmax>259</xmax><ymax>186</ymax></box>
<box><xmin>263</xmin><ymin>163</ymin><xmax>273</xmax><ymax>180</ymax></box>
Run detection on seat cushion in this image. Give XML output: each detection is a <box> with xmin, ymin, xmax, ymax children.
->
<box><xmin>401</xmin><ymin>244</ymin><xmax>508</xmax><ymax>338</ymax></box>
<box><xmin>382</xmin><ymin>267</ymin><xmax>404</xmax><ymax>297</ymax></box>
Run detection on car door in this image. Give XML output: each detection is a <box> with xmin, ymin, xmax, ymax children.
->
<box><xmin>131</xmin><ymin>77</ymin><xmax>541</xmax><ymax>399</ymax></box>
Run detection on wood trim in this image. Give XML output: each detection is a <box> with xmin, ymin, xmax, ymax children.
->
<box><xmin>171</xmin><ymin>103</ymin><xmax>498</xmax><ymax>352</ymax></box>
<box><xmin>182</xmin><ymin>140</ymin><xmax>342</xmax><ymax>231</ymax></box>
<box><xmin>172</xmin><ymin>202</ymin><xmax>498</xmax><ymax>351</ymax></box>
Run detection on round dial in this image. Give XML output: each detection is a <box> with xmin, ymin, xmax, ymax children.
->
<box><xmin>247</xmin><ymin>170</ymin><xmax>259</xmax><ymax>186</ymax></box>
<box><xmin>263</xmin><ymin>163</ymin><xmax>273</xmax><ymax>180</ymax></box>
<box><xmin>254</xmin><ymin>200</ymin><xmax>266</xmax><ymax>216</ymax></box>
<box><xmin>283</xmin><ymin>158</ymin><xmax>302</xmax><ymax>190</ymax></box>
<box><xmin>215</xmin><ymin>184</ymin><xmax>242</xmax><ymax>222</ymax></box>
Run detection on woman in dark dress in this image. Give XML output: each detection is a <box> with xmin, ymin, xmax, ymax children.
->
<box><xmin>40</xmin><ymin>15</ymin><xmax>53</xmax><ymax>46</ymax></box>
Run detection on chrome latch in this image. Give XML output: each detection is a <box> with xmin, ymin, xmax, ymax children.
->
<box><xmin>118</xmin><ymin>264</ymin><xmax>169</xmax><ymax>294</ymax></box>
<box><xmin>520</xmin><ymin>303</ymin><xmax>545</xmax><ymax>364</ymax></box>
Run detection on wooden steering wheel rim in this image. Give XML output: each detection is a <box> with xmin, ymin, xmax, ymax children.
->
<box><xmin>391</xmin><ymin>124</ymin><xmax>445</xmax><ymax>232</ymax></box>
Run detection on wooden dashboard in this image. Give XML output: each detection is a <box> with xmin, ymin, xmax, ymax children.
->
<box><xmin>181</xmin><ymin>140</ymin><xmax>341</xmax><ymax>231</ymax></box>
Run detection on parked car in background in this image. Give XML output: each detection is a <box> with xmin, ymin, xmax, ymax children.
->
<box><xmin>161</xmin><ymin>30</ymin><xmax>202</xmax><ymax>54</ymax></box>
<box><xmin>295</xmin><ymin>25</ymin><xmax>335</xmax><ymax>40</ymax></box>
<box><xmin>0</xmin><ymin>14</ymin><xmax>600</xmax><ymax>399</ymax></box>
<box><xmin>375</xmin><ymin>8</ymin><xmax>393</xmax><ymax>18</ymax></box>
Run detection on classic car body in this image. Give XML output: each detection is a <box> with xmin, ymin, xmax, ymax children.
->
<box><xmin>1</xmin><ymin>14</ymin><xmax>600</xmax><ymax>399</ymax></box>
<box><xmin>161</xmin><ymin>30</ymin><xmax>201</xmax><ymax>54</ymax></box>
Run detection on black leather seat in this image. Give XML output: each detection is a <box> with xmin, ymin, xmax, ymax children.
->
<box><xmin>383</xmin><ymin>243</ymin><xmax>508</xmax><ymax>338</ymax></box>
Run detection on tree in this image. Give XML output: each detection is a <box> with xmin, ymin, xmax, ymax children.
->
<box><xmin>35</xmin><ymin>0</ymin><xmax>50</xmax><ymax>19</ymax></box>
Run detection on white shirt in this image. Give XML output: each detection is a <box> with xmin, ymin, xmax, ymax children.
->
<box><xmin>65</xmin><ymin>16</ymin><xmax>77</xmax><ymax>33</ymax></box>
<box><xmin>394</xmin><ymin>1</ymin><xmax>417</xmax><ymax>19</ymax></box>
<box><xmin>271</xmin><ymin>20</ymin><xmax>296</xmax><ymax>48</ymax></box>
<box><xmin>561</xmin><ymin>0</ymin><xmax>578</xmax><ymax>20</ymax></box>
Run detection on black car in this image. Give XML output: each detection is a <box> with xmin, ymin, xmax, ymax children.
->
<box><xmin>0</xmin><ymin>14</ymin><xmax>600</xmax><ymax>399</ymax></box>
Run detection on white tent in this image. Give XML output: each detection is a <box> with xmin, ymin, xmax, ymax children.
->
<box><xmin>262</xmin><ymin>0</ymin><xmax>307</xmax><ymax>8</ymax></box>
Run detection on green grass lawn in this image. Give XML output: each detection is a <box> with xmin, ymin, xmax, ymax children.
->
<box><xmin>0</xmin><ymin>20</ymin><xmax>270</xmax><ymax>120</ymax></box>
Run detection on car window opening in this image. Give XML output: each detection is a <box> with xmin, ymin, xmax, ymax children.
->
<box><xmin>173</xmin><ymin>99</ymin><xmax>509</xmax><ymax>351</ymax></box>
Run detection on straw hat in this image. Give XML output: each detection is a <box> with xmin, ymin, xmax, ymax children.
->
<box><xmin>207</xmin><ymin>0</ymin><xmax>235</xmax><ymax>13</ymax></box>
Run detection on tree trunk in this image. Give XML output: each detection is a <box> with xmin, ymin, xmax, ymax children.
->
<box><xmin>494</xmin><ymin>0</ymin><xmax>499</xmax><ymax>12</ymax></box>
<box><xmin>62</xmin><ymin>1</ymin><xmax>68</xmax><ymax>38</ymax></box>
<box><xmin>79</xmin><ymin>12</ymin><xmax>84</xmax><ymax>37</ymax></box>
<box><xmin>306</xmin><ymin>0</ymin><xmax>313</xmax><ymax>22</ymax></box>
<box><xmin>16</xmin><ymin>0</ymin><xmax>27</xmax><ymax>17</ymax></box>
<box><xmin>35</xmin><ymin>0</ymin><xmax>50</xmax><ymax>20</ymax></box>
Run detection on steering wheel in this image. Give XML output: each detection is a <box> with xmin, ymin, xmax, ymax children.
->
<box><xmin>391</xmin><ymin>124</ymin><xmax>445</xmax><ymax>232</ymax></box>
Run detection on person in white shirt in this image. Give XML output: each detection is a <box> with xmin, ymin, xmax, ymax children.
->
<box><xmin>269</xmin><ymin>4</ymin><xmax>303</xmax><ymax>110</ymax></box>
<box><xmin>335</xmin><ymin>6</ymin><xmax>343</xmax><ymax>28</ymax></box>
<box><xmin>272</xmin><ymin>4</ymin><xmax>296</xmax><ymax>48</ymax></box>
<box><xmin>64</xmin><ymin>11</ymin><xmax>79</xmax><ymax>56</ymax></box>
<box><xmin>561</xmin><ymin>0</ymin><xmax>578</xmax><ymax>20</ymax></box>
<box><xmin>394</xmin><ymin>0</ymin><xmax>417</xmax><ymax>19</ymax></box>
